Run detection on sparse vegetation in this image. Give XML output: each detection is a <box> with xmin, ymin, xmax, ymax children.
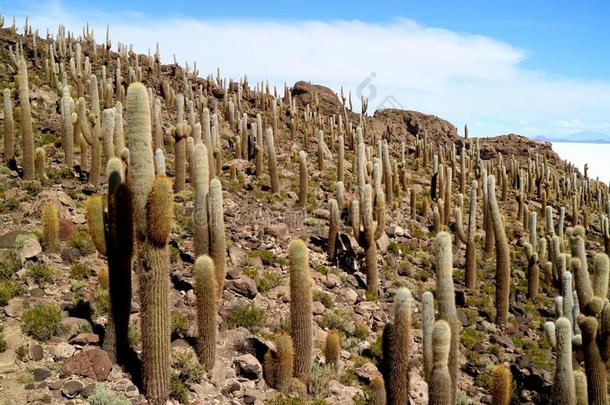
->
<box><xmin>21</xmin><ymin>303</ymin><xmax>62</xmax><ymax>341</ymax></box>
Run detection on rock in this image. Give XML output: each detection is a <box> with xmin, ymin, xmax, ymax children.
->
<box><xmin>265</xmin><ymin>223</ymin><xmax>289</xmax><ymax>239</ymax></box>
<box><xmin>313</xmin><ymin>208</ymin><xmax>330</xmax><ymax>220</ymax></box>
<box><xmin>234</xmin><ymin>354</ymin><xmax>262</xmax><ymax>380</ymax></box>
<box><xmin>58</xmin><ymin>219</ymin><xmax>78</xmax><ymax>241</ymax></box>
<box><xmin>0</xmin><ymin>229</ymin><xmax>22</xmax><ymax>248</ymax></box>
<box><xmin>325</xmin><ymin>273</ymin><xmax>340</xmax><ymax>289</ymax></box>
<box><xmin>59</xmin><ymin>317</ymin><xmax>91</xmax><ymax>340</ymax></box>
<box><xmin>338</xmin><ymin>287</ymin><xmax>358</xmax><ymax>304</ymax></box>
<box><xmin>355</xmin><ymin>362</ymin><xmax>382</xmax><ymax>384</ymax></box>
<box><xmin>61</xmin><ymin>349</ymin><xmax>113</xmax><ymax>381</ymax></box>
<box><xmin>243</xmin><ymin>387</ymin><xmax>265</xmax><ymax>404</ymax></box>
<box><xmin>29</xmin><ymin>343</ymin><xmax>43</xmax><ymax>361</ymax></box>
<box><xmin>376</xmin><ymin>232</ymin><xmax>390</xmax><ymax>254</ymax></box>
<box><xmin>327</xmin><ymin>379</ymin><xmax>364</xmax><ymax>401</ymax></box>
<box><xmin>81</xmin><ymin>383</ymin><xmax>96</xmax><ymax>398</ymax></box>
<box><xmin>409</xmin><ymin>371</ymin><xmax>428</xmax><ymax>404</ymax></box>
<box><xmin>312</xmin><ymin>301</ymin><xmax>325</xmax><ymax>315</ymax></box>
<box><xmin>69</xmin><ymin>333</ymin><xmax>100</xmax><ymax>345</ymax></box>
<box><xmin>20</xmin><ymin>238</ymin><xmax>42</xmax><ymax>260</ymax></box>
<box><xmin>48</xmin><ymin>379</ymin><xmax>65</xmax><ymax>390</ymax></box>
<box><xmin>61</xmin><ymin>247</ymin><xmax>81</xmax><ymax>262</ymax></box>
<box><xmin>229</xmin><ymin>246</ymin><xmax>247</xmax><ymax>266</ymax></box>
<box><xmin>33</xmin><ymin>368</ymin><xmax>52</xmax><ymax>381</ymax></box>
<box><xmin>229</xmin><ymin>276</ymin><xmax>258</xmax><ymax>298</ymax></box>
<box><xmin>53</xmin><ymin>342</ymin><xmax>76</xmax><ymax>359</ymax></box>
<box><xmin>61</xmin><ymin>380</ymin><xmax>84</xmax><ymax>398</ymax></box>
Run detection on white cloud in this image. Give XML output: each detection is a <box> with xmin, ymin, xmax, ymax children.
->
<box><xmin>10</xmin><ymin>0</ymin><xmax>610</xmax><ymax>137</ymax></box>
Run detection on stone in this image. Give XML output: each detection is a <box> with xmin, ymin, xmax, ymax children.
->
<box><xmin>0</xmin><ymin>229</ymin><xmax>22</xmax><ymax>248</ymax></box>
<box><xmin>376</xmin><ymin>232</ymin><xmax>390</xmax><ymax>254</ymax></box>
<box><xmin>53</xmin><ymin>342</ymin><xmax>76</xmax><ymax>359</ymax></box>
<box><xmin>61</xmin><ymin>247</ymin><xmax>81</xmax><ymax>262</ymax></box>
<box><xmin>229</xmin><ymin>247</ymin><xmax>247</xmax><ymax>266</ymax></box>
<box><xmin>69</xmin><ymin>333</ymin><xmax>100</xmax><ymax>345</ymax></box>
<box><xmin>234</xmin><ymin>354</ymin><xmax>262</xmax><ymax>380</ymax></box>
<box><xmin>312</xmin><ymin>301</ymin><xmax>325</xmax><ymax>315</ymax></box>
<box><xmin>265</xmin><ymin>223</ymin><xmax>289</xmax><ymax>239</ymax></box>
<box><xmin>48</xmin><ymin>379</ymin><xmax>65</xmax><ymax>390</ymax></box>
<box><xmin>338</xmin><ymin>287</ymin><xmax>358</xmax><ymax>304</ymax></box>
<box><xmin>58</xmin><ymin>317</ymin><xmax>91</xmax><ymax>340</ymax></box>
<box><xmin>229</xmin><ymin>276</ymin><xmax>258</xmax><ymax>298</ymax></box>
<box><xmin>20</xmin><ymin>238</ymin><xmax>42</xmax><ymax>260</ymax></box>
<box><xmin>243</xmin><ymin>387</ymin><xmax>265</xmax><ymax>404</ymax></box>
<box><xmin>355</xmin><ymin>362</ymin><xmax>382</xmax><ymax>384</ymax></box>
<box><xmin>58</xmin><ymin>219</ymin><xmax>78</xmax><ymax>241</ymax></box>
<box><xmin>409</xmin><ymin>371</ymin><xmax>428</xmax><ymax>404</ymax></box>
<box><xmin>33</xmin><ymin>368</ymin><xmax>52</xmax><ymax>381</ymax></box>
<box><xmin>325</xmin><ymin>273</ymin><xmax>340</xmax><ymax>289</ymax></box>
<box><xmin>81</xmin><ymin>383</ymin><xmax>96</xmax><ymax>398</ymax></box>
<box><xmin>313</xmin><ymin>208</ymin><xmax>330</xmax><ymax>220</ymax></box>
<box><xmin>61</xmin><ymin>380</ymin><xmax>84</xmax><ymax>398</ymax></box>
<box><xmin>29</xmin><ymin>288</ymin><xmax>45</xmax><ymax>297</ymax></box>
<box><xmin>61</xmin><ymin>349</ymin><xmax>113</xmax><ymax>381</ymax></box>
<box><xmin>29</xmin><ymin>343</ymin><xmax>43</xmax><ymax>361</ymax></box>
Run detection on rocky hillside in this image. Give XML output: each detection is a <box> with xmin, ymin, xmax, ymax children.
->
<box><xmin>0</xmin><ymin>17</ymin><xmax>603</xmax><ymax>405</ymax></box>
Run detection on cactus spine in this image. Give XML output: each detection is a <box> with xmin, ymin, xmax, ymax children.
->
<box><xmin>487</xmin><ymin>175</ymin><xmax>510</xmax><ymax>325</ymax></box>
<box><xmin>370</xmin><ymin>376</ymin><xmax>387</xmax><ymax>405</ymax></box>
<box><xmin>384</xmin><ymin>288</ymin><xmax>411</xmax><ymax>405</ymax></box>
<box><xmin>209</xmin><ymin>178</ymin><xmax>226</xmax><ymax>297</ymax></box>
<box><xmin>324</xmin><ymin>330</ymin><xmax>340</xmax><ymax>368</ymax></box>
<box><xmin>552</xmin><ymin>317</ymin><xmax>575</xmax><ymax>404</ymax></box>
<box><xmin>298</xmin><ymin>150</ymin><xmax>308</xmax><ymax>207</ymax></box>
<box><xmin>435</xmin><ymin>232</ymin><xmax>459</xmax><ymax>401</ymax></box>
<box><xmin>428</xmin><ymin>320</ymin><xmax>452</xmax><ymax>405</ymax></box>
<box><xmin>422</xmin><ymin>291</ymin><xmax>435</xmax><ymax>382</ymax></box>
<box><xmin>328</xmin><ymin>199</ymin><xmax>339</xmax><ymax>261</ymax></box>
<box><xmin>194</xmin><ymin>255</ymin><xmax>217</xmax><ymax>370</ymax></box>
<box><xmin>275</xmin><ymin>332</ymin><xmax>294</xmax><ymax>393</ymax></box>
<box><xmin>465</xmin><ymin>180</ymin><xmax>478</xmax><ymax>288</ymax></box>
<box><xmin>574</xmin><ymin>369</ymin><xmax>589</xmax><ymax>405</ymax></box>
<box><xmin>41</xmin><ymin>203</ymin><xmax>59</xmax><ymax>253</ymax></box>
<box><xmin>193</xmin><ymin>143</ymin><xmax>210</xmax><ymax>256</ymax></box>
<box><xmin>289</xmin><ymin>238</ymin><xmax>312</xmax><ymax>384</ymax></box>
<box><xmin>17</xmin><ymin>57</ymin><xmax>34</xmax><ymax>179</ymax></box>
<box><xmin>266</xmin><ymin>128</ymin><xmax>280</xmax><ymax>193</ymax></box>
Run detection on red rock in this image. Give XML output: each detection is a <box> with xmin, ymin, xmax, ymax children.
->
<box><xmin>58</xmin><ymin>219</ymin><xmax>78</xmax><ymax>241</ymax></box>
<box><xmin>61</xmin><ymin>349</ymin><xmax>112</xmax><ymax>381</ymax></box>
<box><xmin>69</xmin><ymin>333</ymin><xmax>100</xmax><ymax>345</ymax></box>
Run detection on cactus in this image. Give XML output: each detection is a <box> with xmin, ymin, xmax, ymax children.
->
<box><xmin>370</xmin><ymin>376</ymin><xmax>386</xmax><ymax>405</ymax></box>
<box><xmin>523</xmin><ymin>242</ymin><xmax>540</xmax><ymax>299</ymax></box>
<box><xmin>352</xmin><ymin>184</ymin><xmax>385</xmax><ymax>295</ymax></box>
<box><xmin>34</xmin><ymin>147</ymin><xmax>46</xmax><ymax>180</ymax></box>
<box><xmin>209</xmin><ymin>178</ymin><xmax>226</xmax><ymax>297</ymax></box>
<box><xmin>428</xmin><ymin>320</ymin><xmax>452</xmax><ymax>405</ymax></box>
<box><xmin>289</xmin><ymin>238</ymin><xmax>312</xmax><ymax>384</ymax></box>
<box><xmin>298</xmin><ymin>150</ymin><xmax>308</xmax><ymax>207</ymax></box>
<box><xmin>194</xmin><ymin>255</ymin><xmax>217</xmax><ymax>371</ymax></box>
<box><xmin>266</xmin><ymin>128</ymin><xmax>280</xmax><ymax>193</ymax></box>
<box><xmin>487</xmin><ymin>175</ymin><xmax>511</xmax><ymax>325</ymax></box>
<box><xmin>491</xmin><ymin>364</ymin><xmax>512</xmax><ymax>405</ymax></box>
<box><xmin>140</xmin><ymin>176</ymin><xmax>173</xmax><ymax>405</ymax></box>
<box><xmin>173</xmin><ymin>122</ymin><xmax>189</xmax><ymax>192</ymax></box>
<box><xmin>552</xmin><ymin>317</ymin><xmax>575</xmax><ymax>404</ymax></box>
<box><xmin>422</xmin><ymin>291</ymin><xmax>435</xmax><ymax>383</ymax></box>
<box><xmin>274</xmin><ymin>332</ymin><xmax>294</xmax><ymax>393</ymax></box>
<box><xmin>3</xmin><ymin>88</ymin><xmax>14</xmax><ymax>164</ymax></box>
<box><xmin>126</xmin><ymin>83</ymin><xmax>155</xmax><ymax>242</ymax></box>
<box><xmin>328</xmin><ymin>199</ymin><xmax>339</xmax><ymax>261</ymax></box>
<box><xmin>465</xmin><ymin>180</ymin><xmax>478</xmax><ymax>288</ymax></box>
<box><xmin>60</xmin><ymin>88</ymin><xmax>75</xmax><ymax>167</ymax></box>
<box><xmin>17</xmin><ymin>57</ymin><xmax>34</xmax><ymax>179</ymax></box>
<box><xmin>383</xmin><ymin>288</ymin><xmax>412</xmax><ymax>404</ymax></box>
<box><xmin>324</xmin><ymin>330</ymin><xmax>340</xmax><ymax>368</ymax></box>
<box><xmin>579</xmin><ymin>315</ymin><xmax>608</xmax><ymax>405</ymax></box>
<box><xmin>41</xmin><ymin>203</ymin><xmax>59</xmax><ymax>253</ymax></box>
<box><xmin>574</xmin><ymin>369</ymin><xmax>588</xmax><ymax>405</ymax></box>
<box><xmin>155</xmin><ymin>148</ymin><xmax>166</xmax><ymax>176</ymax></box>
<box><xmin>102</xmin><ymin>108</ymin><xmax>115</xmax><ymax>161</ymax></box>
<box><xmin>435</xmin><ymin>232</ymin><xmax>459</xmax><ymax>401</ymax></box>
<box><xmin>337</xmin><ymin>135</ymin><xmax>344</xmax><ymax>183</ymax></box>
<box><xmin>193</xmin><ymin>144</ymin><xmax>210</xmax><ymax>257</ymax></box>
<box><xmin>85</xmin><ymin>158</ymin><xmax>133</xmax><ymax>364</ymax></box>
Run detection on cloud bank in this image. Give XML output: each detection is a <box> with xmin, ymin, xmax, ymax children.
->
<box><xmin>10</xmin><ymin>0</ymin><xmax>610</xmax><ymax>137</ymax></box>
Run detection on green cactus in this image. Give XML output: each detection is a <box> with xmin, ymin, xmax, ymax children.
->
<box><xmin>465</xmin><ymin>180</ymin><xmax>478</xmax><ymax>288</ymax></box>
<box><xmin>422</xmin><ymin>291</ymin><xmax>435</xmax><ymax>383</ymax></box>
<box><xmin>328</xmin><ymin>199</ymin><xmax>340</xmax><ymax>261</ymax></box>
<box><xmin>209</xmin><ymin>178</ymin><xmax>226</xmax><ymax>297</ymax></box>
<box><xmin>289</xmin><ymin>238</ymin><xmax>312</xmax><ymax>384</ymax></box>
<box><xmin>385</xmin><ymin>288</ymin><xmax>411</xmax><ymax>405</ymax></box>
<box><xmin>3</xmin><ymin>88</ymin><xmax>14</xmax><ymax>164</ymax></box>
<box><xmin>17</xmin><ymin>57</ymin><xmax>34</xmax><ymax>179</ymax></box>
<box><xmin>370</xmin><ymin>376</ymin><xmax>386</xmax><ymax>405</ymax></box>
<box><xmin>266</xmin><ymin>128</ymin><xmax>280</xmax><ymax>193</ymax></box>
<box><xmin>172</xmin><ymin>122</ymin><xmax>189</xmax><ymax>192</ymax></box>
<box><xmin>337</xmin><ymin>135</ymin><xmax>344</xmax><ymax>183</ymax></box>
<box><xmin>193</xmin><ymin>143</ymin><xmax>210</xmax><ymax>257</ymax></box>
<box><xmin>487</xmin><ymin>175</ymin><xmax>510</xmax><ymax>325</ymax></box>
<box><xmin>578</xmin><ymin>315</ymin><xmax>607</xmax><ymax>405</ymax></box>
<box><xmin>428</xmin><ymin>320</ymin><xmax>452</xmax><ymax>405</ymax></box>
<box><xmin>60</xmin><ymin>88</ymin><xmax>75</xmax><ymax>167</ymax></box>
<box><xmin>324</xmin><ymin>330</ymin><xmax>340</xmax><ymax>369</ymax></box>
<box><xmin>41</xmin><ymin>203</ymin><xmax>59</xmax><ymax>253</ymax></box>
<box><xmin>275</xmin><ymin>332</ymin><xmax>294</xmax><ymax>393</ymax></box>
<box><xmin>298</xmin><ymin>150</ymin><xmax>308</xmax><ymax>208</ymax></box>
<box><xmin>492</xmin><ymin>364</ymin><xmax>512</xmax><ymax>405</ymax></box>
<box><xmin>574</xmin><ymin>369</ymin><xmax>588</xmax><ymax>405</ymax></box>
<box><xmin>435</xmin><ymin>232</ymin><xmax>459</xmax><ymax>401</ymax></box>
<box><xmin>34</xmin><ymin>147</ymin><xmax>45</xmax><ymax>180</ymax></box>
<box><xmin>194</xmin><ymin>255</ymin><xmax>217</xmax><ymax>371</ymax></box>
<box><xmin>552</xmin><ymin>317</ymin><xmax>575</xmax><ymax>404</ymax></box>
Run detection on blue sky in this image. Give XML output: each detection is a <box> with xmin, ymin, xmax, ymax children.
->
<box><xmin>3</xmin><ymin>0</ymin><xmax>610</xmax><ymax>137</ymax></box>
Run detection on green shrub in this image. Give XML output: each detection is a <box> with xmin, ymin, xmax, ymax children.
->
<box><xmin>22</xmin><ymin>303</ymin><xmax>62</xmax><ymax>340</ymax></box>
<box><xmin>169</xmin><ymin>374</ymin><xmax>189</xmax><ymax>404</ymax></box>
<box><xmin>0</xmin><ymin>325</ymin><xmax>7</xmax><ymax>353</ymax></box>
<box><xmin>319</xmin><ymin>308</ymin><xmax>353</xmax><ymax>335</ymax></box>
<box><xmin>87</xmin><ymin>384</ymin><xmax>131</xmax><ymax>405</ymax></box>
<box><xmin>29</xmin><ymin>262</ymin><xmax>55</xmax><ymax>288</ymax></box>
<box><xmin>0</xmin><ymin>280</ymin><xmax>20</xmax><ymax>305</ymax></box>
<box><xmin>172</xmin><ymin>347</ymin><xmax>203</xmax><ymax>384</ymax></box>
<box><xmin>69</xmin><ymin>263</ymin><xmax>91</xmax><ymax>280</ymax></box>
<box><xmin>313</xmin><ymin>290</ymin><xmax>334</xmax><ymax>308</ymax></box>
<box><xmin>68</xmin><ymin>230</ymin><xmax>95</xmax><ymax>255</ymax></box>
<box><xmin>248</xmin><ymin>249</ymin><xmax>277</xmax><ymax>266</ymax></box>
<box><xmin>92</xmin><ymin>286</ymin><xmax>109</xmax><ymax>315</ymax></box>
<box><xmin>227</xmin><ymin>303</ymin><xmax>268</xmax><ymax>331</ymax></box>
<box><xmin>171</xmin><ymin>314</ymin><xmax>189</xmax><ymax>337</ymax></box>
<box><xmin>0</xmin><ymin>250</ymin><xmax>20</xmax><ymax>280</ymax></box>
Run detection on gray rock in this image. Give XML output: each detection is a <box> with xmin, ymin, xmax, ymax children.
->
<box><xmin>53</xmin><ymin>342</ymin><xmax>76</xmax><ymax>359</ymax></box>
<box><xmin>61</xmin><ymin>380</ymin><xmax>84</xmax><ymax>398</ymax></box>
<box><xmin>234</xmin><ymin>354</ymin><xmax>261</xmax><ymax>380</ymax></box>
<box><xmin>29</xmin><ymin>343</ymin><xmax>43</xmax><ymax>361</ymax></box>
<box><xmin>229</xmin><ymin>276</ymin><xmax>258</xmax><ymax>298</ymax></box>
<box><xmin>33</xmin><ymin>367</ymin><xmax>52</xmax><ymax>381</ymax></box>
<box><xmin>20</xmin><ymin>238</ymin><xmax>42</xmax><ymax>260</ymax></box>
<box><xmin>243</xmin><ymin>387</ymin><xmax>265</xmax><ymax>404</ymax></box>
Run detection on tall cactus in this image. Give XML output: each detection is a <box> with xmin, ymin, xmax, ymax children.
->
<box><xmin>422</xmin><ymin>291</ymin><xmax>435</xmax><ymax>383</ymax></box>
<box><xmin>552</xmin><ymin>317</ymin><xmax>575</xmax><ymax>404</ymax></box>
<box><xmin>289</xmin><ymin>239</ymin><xmax>312</xmax><ymax>384</ymax></box>
<box><xmin>2</xmin><ymin>88</ymin><xmax>14</xmax><ymax>164</ymax></box>
<box><xmin>384</xmin><ymin>288</ymin><xmax>411</xmax><ymax>405</ymax></box>
<box><xmin>324</xmin><ymin>330</ymin><xmax>340</xmax><ymax>368</ymax></box>
<box><xmin>487</xmin><ymin>175</ymin><xmax>510</xmax><ymax>325</ymax></box>
<box><xmin>435</xmin><ymin>232</ymin><xmax>459</xmax><ymax>401</ymax></box>
<box><xmin>428</xmin><ymin>320</ymin><xmax>452</xmax><ymax>405</ymax></box>
<box><xmin>17</xmin><ymin>57</ymin><xmax>34</xmax><ymax>179</ymax></box>
<box><xmin>465</xmin><ymin>180</ymin><xmax>478</xmax><ymax>288</ymax></box>
<box><xmin>328</xmin><ymin>199</ymin><xmax>340</xmax><ymax>261</ymax></box>
<box><xmin>41</xmin><ymin>203</ymin><xmax>59</xmax><ymax>253</ymax></box>
<box><xmin>266</xmin><ymin>128</ymin><xmax>280</xmax><ymax>193</ymax></box>
<box><xmin>208</xmin><ymin>178</ymin><xmax>226</xmax><ymax>297</ymax></box>
<box><xmin>492</xmin><ymin>364</ymin><xmax>512</xmax><ymax>405</ymax></box>
<box><xmin>298</xmin><ymin>150</ymin><xmax>308</xmax><ymax>208</ymax></box>
<box><xmin>193</xmin><ymin>143</ymin><xmax>210</xmax><ymax>256</ymax></box>
<box><xmin>275</xmin><ymin>332</ymin><xmax>294</xmax><ymax>393</ymax></box>
<box><xmin>194</xmin><ymin>255</ymin><xmax>217</xmax><ymax>371</ymax></box>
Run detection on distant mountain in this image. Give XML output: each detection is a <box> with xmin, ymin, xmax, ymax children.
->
<box><xmin>536</xmin><ymin>130</ymin><xmax>610</xmax><ymax>143</ymax></box>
